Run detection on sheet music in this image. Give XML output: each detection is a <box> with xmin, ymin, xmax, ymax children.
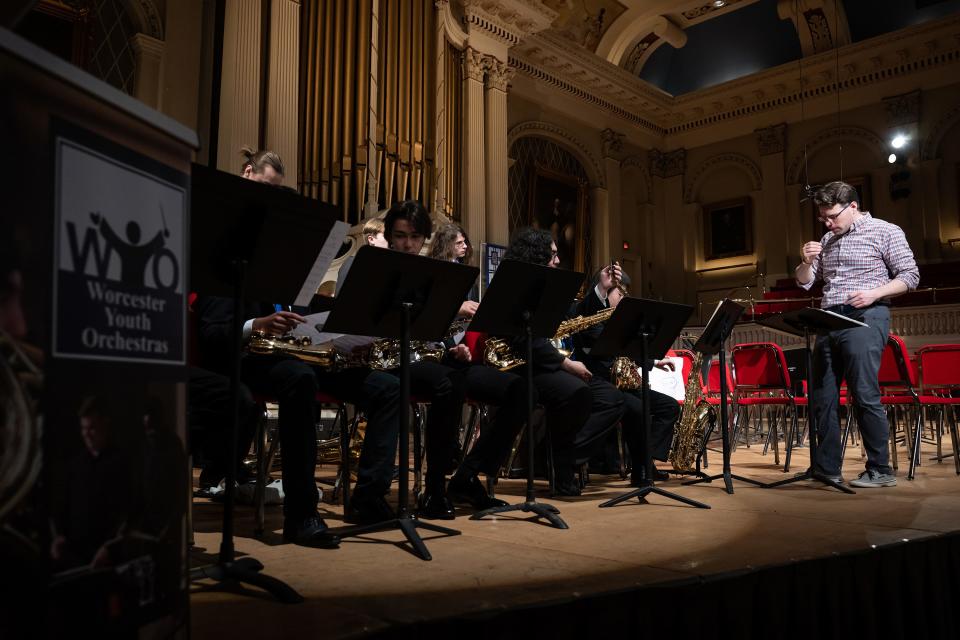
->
<box><xmin>293</xmin><ymin>220</ymin><xmax>349</xmax><ymax>307</ymax></box>
<box><xmin>648</xmin><ymin>356</ymin><xmax>685</xmax><ymax>402</ymax></box>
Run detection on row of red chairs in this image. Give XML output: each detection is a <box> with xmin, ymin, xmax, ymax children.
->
<box><xmin>669</xmin><ymin>340</ymin><xmax>960</xmax><ymax>480</ymax></box>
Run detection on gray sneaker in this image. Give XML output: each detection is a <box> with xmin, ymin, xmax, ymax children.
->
<box><xmin>849</xmin><ymin>469</ymin><xmax>897</xmax><ymax>488</ymax></box>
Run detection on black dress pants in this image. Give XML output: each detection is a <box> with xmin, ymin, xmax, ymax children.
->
<box><xmin>621</xmin><ymin>387</ymin><xmax>680</xmax><ymax>463</ymax></box>
<box><xmin>395</xmin><ymin>360</ymin><xmax>465</xmax><ymax>492</ymax></box>
<box><xmin>239</xmin><ymin>354</ymin><xmax>399</xmax><ymax>521</ymax></box>
<box><xmin>449</xmin><ymin>364</ymin><xmax>530</xmax><ymax>477</ymax></box>
<box><xmin>187</xmin><ymin>366</ymin><xmax>258</xmax><ymax>481</ymax></box>
<box><xmin>533</xmin><ymin>370</ymin><xmax>625</xmax><ymax>465</ymax></box>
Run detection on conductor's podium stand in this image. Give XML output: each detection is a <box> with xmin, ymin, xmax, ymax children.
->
<box><xmin>1</xmin><ymin>27</ymin><xmax>196</xmax><ymax>637</ymax></box>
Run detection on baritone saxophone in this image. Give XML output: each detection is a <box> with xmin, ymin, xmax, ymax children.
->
<box><xmin>668</xmin><ymin>351</ymin><xmax>714</xmax><ymax>472</ymax></box>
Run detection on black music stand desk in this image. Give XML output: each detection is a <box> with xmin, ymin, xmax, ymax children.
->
<box><xmin>324</xmin><ymin>245</ymin><xmax>479</xmax><ymax>560</ymax></box>
<box><xmin>189</xmin><ymin>163</ymin><xmax>345</xmax><ymax>603</ymax></box>
<box><xmin>683</xmin><ymin>300</ymin><xmax>765</xmax><ymax>494</ymax></box>
<box><xmin>469</xmin><ymin>260</ymin><xmax>585</xmax><ymax>529</ymax></box>
<box><xmin>759</xmin><ymin>308</ymin><xmax>866</xmax><ymax>494</ymax></box>
<box><xmin>591</xmin><ymin>298</ymin><xmax>710</xmax><ymax>510</ymax></box>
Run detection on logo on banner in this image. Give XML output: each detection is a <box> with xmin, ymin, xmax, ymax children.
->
<box><xmin>53</xmin><ymin>132</ymin><xmax>186</xmax><ymax>365</ymax></box>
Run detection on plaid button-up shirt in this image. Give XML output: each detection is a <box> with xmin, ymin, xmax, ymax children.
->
<box><xmin>799</xmin><ymin>212</ymin><xmax>920</xmax><ymax>308</ymax></box>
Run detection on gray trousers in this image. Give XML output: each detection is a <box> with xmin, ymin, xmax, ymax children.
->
<box><xmin>812</xmin><ymin>304</ymin><xmax>892</xmax><ymax>476</ymax></box>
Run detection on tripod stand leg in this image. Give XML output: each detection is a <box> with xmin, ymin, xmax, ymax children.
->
<box><xmin>527</xmin><ymin>503</ymin><xmax>569</xmax><ymax>529</ymax></box>
<box><xmin>599</xmin><ymin>487</ymin><xmax>650</xmax><ymax>508</ymax></box>
<box><xmin>191</xmin><ymin>557</ymin><xmax>304</xmax><ymax>604</ymax></box>
<box><xmin>398</xmin><ymin>518</ymin><xmax>432</xmax><ymax>561</ymax></box>
<box><xmin>646</xmin><ymin>486</ymin><xmax>711</xmax><ymax>509</ymax></box>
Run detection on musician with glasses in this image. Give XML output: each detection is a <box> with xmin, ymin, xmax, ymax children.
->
<box><xmin>796</xmin><ymin>181</ymin><xmax>919</xmax><ymax>488</ymax></box>
<box><xmin>193</xmin><ymin>148</ymin><xmax>402</xmax><ymax>546</ymax></box>
<box><xmin>572</xmin><ymin>266</ymin><xmax>680</xmax><ymax>484</ymax></box>
<box><xmin>499</xmin><ymin>228</ymin><xmax>625</xmax><ymax>495</ymax></box>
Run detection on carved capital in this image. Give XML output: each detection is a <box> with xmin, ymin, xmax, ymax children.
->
<box><xmin>485</xmin><ymin>58</ymin><xmax>515</xmax><ymax>91</ymax></box>
<box><xmin>463</xmin><ymin>47</ymin><xmax>487</xmax><ymax>82</ymax></box>
<box><xmin>600</xmin><ymin>128</ymin><xmax>625</xmax><ymax>157</ymax></box>
<box><xmin>461</xmin><ymin>0</ymin><xmax>557</xmax><ymax>46</ymax></box>
<box><xmin>649</xmin><ymin>148</ymin><xmax>685</xmax><ymax>178</ymax></box>
<box><xmin>883</xmin><ymin>89</ymin><xmax>921</xmax><ymax>127</ymax></box>
<box><xmin>755</xmin><ymin>123</ymin><xmax>786</xmax><ymax>156</ymax></box>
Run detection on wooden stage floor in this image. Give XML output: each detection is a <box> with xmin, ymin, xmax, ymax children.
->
<box><xmin>190</xmin><ymin>443</ymin><xmax>960</xmax><ymax>639</ymax></box>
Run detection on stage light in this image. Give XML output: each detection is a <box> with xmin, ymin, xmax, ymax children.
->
<box><xmin>622</xmin><ymin>241</ymin><xmax>630</xmax><ymax>250</ymax></box>
<box><xmin>713</xmin><ymin>0</ymin><xmax>726</xmax><ymax>6</ymax></box>
<box><xmin>888</xmin><ymin>153</ymin><xmax>897</xmax><ymax>164</ymax></box>
<box><xmin>891</xmin><ymin>134</ymin><xmax>907</xmax><ymax>149</ymax></box>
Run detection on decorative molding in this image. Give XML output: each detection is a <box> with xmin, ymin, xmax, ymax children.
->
<box><xmin>129</xmin><ymin>0</ymin><xmax>163</xmax><ymax>39</ymax></box>
<box><xmin>514</xmin><ymin>11</ymin><xmax>960</xmax><ymax>138</ymax></box>
<box><xmin>755</xmin><ymin>123</ymin><xmax>786</xmax><ymax>156</ymax></box>
<box><xmin>685</xmin><ymin>153</ymin><xmax>762</xmax><ymax>202</ymax></box>
<box><xmin>786</xmin><ymin>126</ymin><xmax>886</xmax><ymax>184</ymax></box>
<box><xmin>485</xmin><ymin>58</ymin><xmax>514</xmax><ymax>91</ymax></box>
<box><xmin>883</xmin><ymin>89</ymin><xmax>921</xmax><ymax>127</ymax></box>
<box><xmin>436</xmin><ymin>0</ymin><xmax>468</xmax><ymax>48</ymax></box>
<box><xmin>507</xmin><ymin>120</ymin><xmax>605</xmax><ymax>187</ymax></box>
<box><xmin>461</xmin><ymin>0</ymin><xmax>557</xmax><ymax>47</ymax></box>
<box><xmin>922</xmin><ymin>102</ymin><xmax>960</xmax><ymax>160</ymax></box>
<box><xmin>600</xmin><ymin>128</ymin><xmax>625</xmax><ymax>157</ymax></box>
<box><xmin>463</xmin><ymin>46</ymin><xmax>486</xmax><ymax>82</ymax></box>
<box><xmin>649</xmin><ymin>148</ymin><xmax>685</xmax><ymax>178</ymax></box>
<box><xmin>681</xmin><ymin>0</ymin><xmax>748</xmax><ymax>23</ymax></box>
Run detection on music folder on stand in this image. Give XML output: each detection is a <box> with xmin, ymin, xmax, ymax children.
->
<box><xmin>590</xmin><ymin>298</ymin><xmax>710</xmax><ymax>510</ymax></box>
<box><xmin>323</xmin><ymin>245</ymin><xmax>479</xmax><ymax>561</ymax></box>
<box><xmin>758</xmin><ymin>307</ymin><xmax>866</xmax><ymax>494</ymax></box>
<box><xmin>682</xmin><ymin>299</ymin><xmax>766</xmax><ymax>494</ymax></box>
<box><xmin>189</xmin><ymin>163</ymin><xmax>348</xmax><ymax>603</ymax></box>
<box><xmin>468</xmin><ymin>259</ymin><xmax>585</xmax><ymax>529</ymax></box>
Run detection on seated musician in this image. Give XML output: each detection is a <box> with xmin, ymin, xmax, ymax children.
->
<box><xmin>572</xmin><ymin>267</ymin><xmax>680</xmax><ymax>484</ymax></box>
<box><xmin>336</xmin><ymin>205</ymin><xmax>508</xmax><ymax>517</ymax></box>
<box><xmin>499</xmin><ymin>228</ymin><xmax>625</xmax><ymax>495</ymax></box>
<box><xmin>193</xmin><ymin>148</ymin><xmax>402</xmax><ymax>546</ymax></box>
<box><xmin>426</xmin><ymin>222</ymin><xmax>527</xmax><ymax>510</ymax></box>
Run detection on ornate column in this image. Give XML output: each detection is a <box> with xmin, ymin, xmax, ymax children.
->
<box><xmin>131</xmin><ymin>33</ymin><xmax>164</xmax><ymax>109</ymax></box>
<box><xmin>598</xmin><ymin>128</ymin><xmax>624</xmax><ymax>269</ymax></box>
<box><xmin>266</xmin><ymin>0</ymin><xmax>300</xmax><ymax>185</ymax></box>
<box><xmin>755</xmin><ymin>123</ymin><xmax>786</xmax><ymax>279</ymax></box>
<box><xmin>484</xmin><ymin>59</ymin><xmax>513</xmax><ymax>246</ymax></box>
<box><xmin>462</xmin><ymin>47</ymin><xmax>487</xmax><ymax>252</ymax></box>
<box><xmin>216</xmin><ymin>0</ymin><xmax>263</xmax><ymax>172</ymax></box>
<box><xmin>650</xmin><ymin>148</ymin><xmax>688</xmax><ymax>302</ymax></box>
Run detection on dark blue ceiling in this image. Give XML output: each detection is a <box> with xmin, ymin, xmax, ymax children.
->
<box><xmin>636</xmin><ymin>0</ymin><xmax>960</xmax><ymax>96</ymax></box>
<box><xmin>639</xmin><ymin>0</ymin><xmax>801</xmax><ymax>96</ymax></box>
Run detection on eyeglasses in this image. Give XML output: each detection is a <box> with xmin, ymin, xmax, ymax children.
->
<box><xmin>550</xmin><ymin>250</ymin><xmax>559</xmax><ymax>259</ymax></box>
<box><xmin>817</xmin><ymin>202</ymin><xmax>852</xmax><ymax>224</ymax></box>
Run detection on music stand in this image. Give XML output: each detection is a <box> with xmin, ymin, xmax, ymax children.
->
<box><xmin>468</xmin><ymin>260</ymin><xmax>585</xmax><ymax>529</ymax></box>
<box><xmin>591</xmin><ymin>298</ymin><xmax>710</xmax><ymax>510</ymax></box>
<box><xmin>683</xmin><ymin>300</ymin><xmax>765</xmax><ymax>493</ymax></box>
<box><xmin>189</xmin><ymin>163</ymin><xmax>345</xmax><ymax>603</ymax></box>
<box><xmin>323</xmin><ymin>245</ymin><xmax>479</xmax><ymax>560</ymax></box>
<box><xmin>758</xmin><ymin>308</ymin><xmax>865</xmax><ymax>494</ymax></box>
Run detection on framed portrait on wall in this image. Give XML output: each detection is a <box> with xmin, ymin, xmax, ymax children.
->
<box><xmin>528</xmin><ymin>165</ymin><xmax>587</xmax><ymax>272</ymax></box>
<box><xmin>810</xmin><ymin>175</ymin><xmax>871</xmax><ymax>238</ymax></box>
<box><xmin>702</xmin><ymin>197</ymin><xmax>753</xmax><ymax>261</ymax></box>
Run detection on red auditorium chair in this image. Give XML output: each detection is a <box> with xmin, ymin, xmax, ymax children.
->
<box><xmin>916</xmin><ymin>344</ymin><xmax>960</xmax><ymax>476</ymax></box>
<box><xmin>876</xmin><ymin>335</ymin><xmax>924</xmax><ymax>480</ymax></box>
<box><xmin>730</xmin><ymin>342</ymin><xmax>807</xmax><ymax>472</ymax></box>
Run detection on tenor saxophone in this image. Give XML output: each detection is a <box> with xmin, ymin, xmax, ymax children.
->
<box><xmin>484</xmin><ymin>306</ymin><xmax>616</xmax><ymax>371</ymax></box>
<box><xmin>668</xmin><ymin>351</ymin><xmax>714</xmax><ymax>472</ymax></box>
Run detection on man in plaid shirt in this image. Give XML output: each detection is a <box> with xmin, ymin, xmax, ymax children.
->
<box><xmin>796</xmin><ymin>181</ymin><xmax>919</xmax><ymax>488</ymax></box>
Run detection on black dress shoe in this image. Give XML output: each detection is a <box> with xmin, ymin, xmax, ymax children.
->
<box><xmin>344</xmin><ymin>495</ymin><xmax>396</xmax><ymax>525</ymax></box>
<box><xmin>447</xmin><ymin>475</ymin><xmax>509</xmax><ymax>510</ymax></box>
<box><xmin>629</xmin><ymin>468</ymin><xmax>669</xmax><ymax>486</ymax></box>
<box><xmin>416</xmin><ymin>492</ymin><xmax>456</xmax><ymax>520</ymax></box>
<box><xmin>282</xmin><ymin>514</ymin><xmax>340</xmax><ymax>548</ymax></box>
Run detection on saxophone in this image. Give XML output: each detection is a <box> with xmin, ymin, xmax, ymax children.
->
<box><xmin>247</xmin><ymin>331</ymin><xmax>444</xmax><ymax>371</ymax></box>
<box><xmin>611</xmin><ymin>356</ymin><xmax>642</xmax><ymax>390</ymax></box>
<box><xmin>668</xmin><ymin>351</ymin><xmax>714</xmax><ymax>472</ymax></box>
<box><xmin>484</xmin><ymin>307</ymin><xmax>615</xmax><ymax>371</ymax></box>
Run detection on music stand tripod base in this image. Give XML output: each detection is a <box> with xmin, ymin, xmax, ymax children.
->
<box><xmin>190</xmin><ymin>557</ymin><xmax>304</xmax><ymax>604</ymax></box>
<box><xmin>599</xmin><ymin>482</ymin><xmax>711</xmax><ymax>509</ymax></box>
<box><xmin>331</xmin><ymin>517</ymin><xmax>461</xmax><ymax>562</ymax></box>
<box><xmin>471</xmin><ymin>500</ymin><xmax>568</xmax><ymax>529</ymax></box>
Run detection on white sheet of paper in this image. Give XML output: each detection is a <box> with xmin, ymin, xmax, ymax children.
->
<box><xmin>293</xmin><ymin>220</ymin><xmax>349</xmax><ymax>307</ymax></box>
<box><xmin>648</xmin><ymin>356</ymin><xmax>685</xmax><ymax>402</ymax></box>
